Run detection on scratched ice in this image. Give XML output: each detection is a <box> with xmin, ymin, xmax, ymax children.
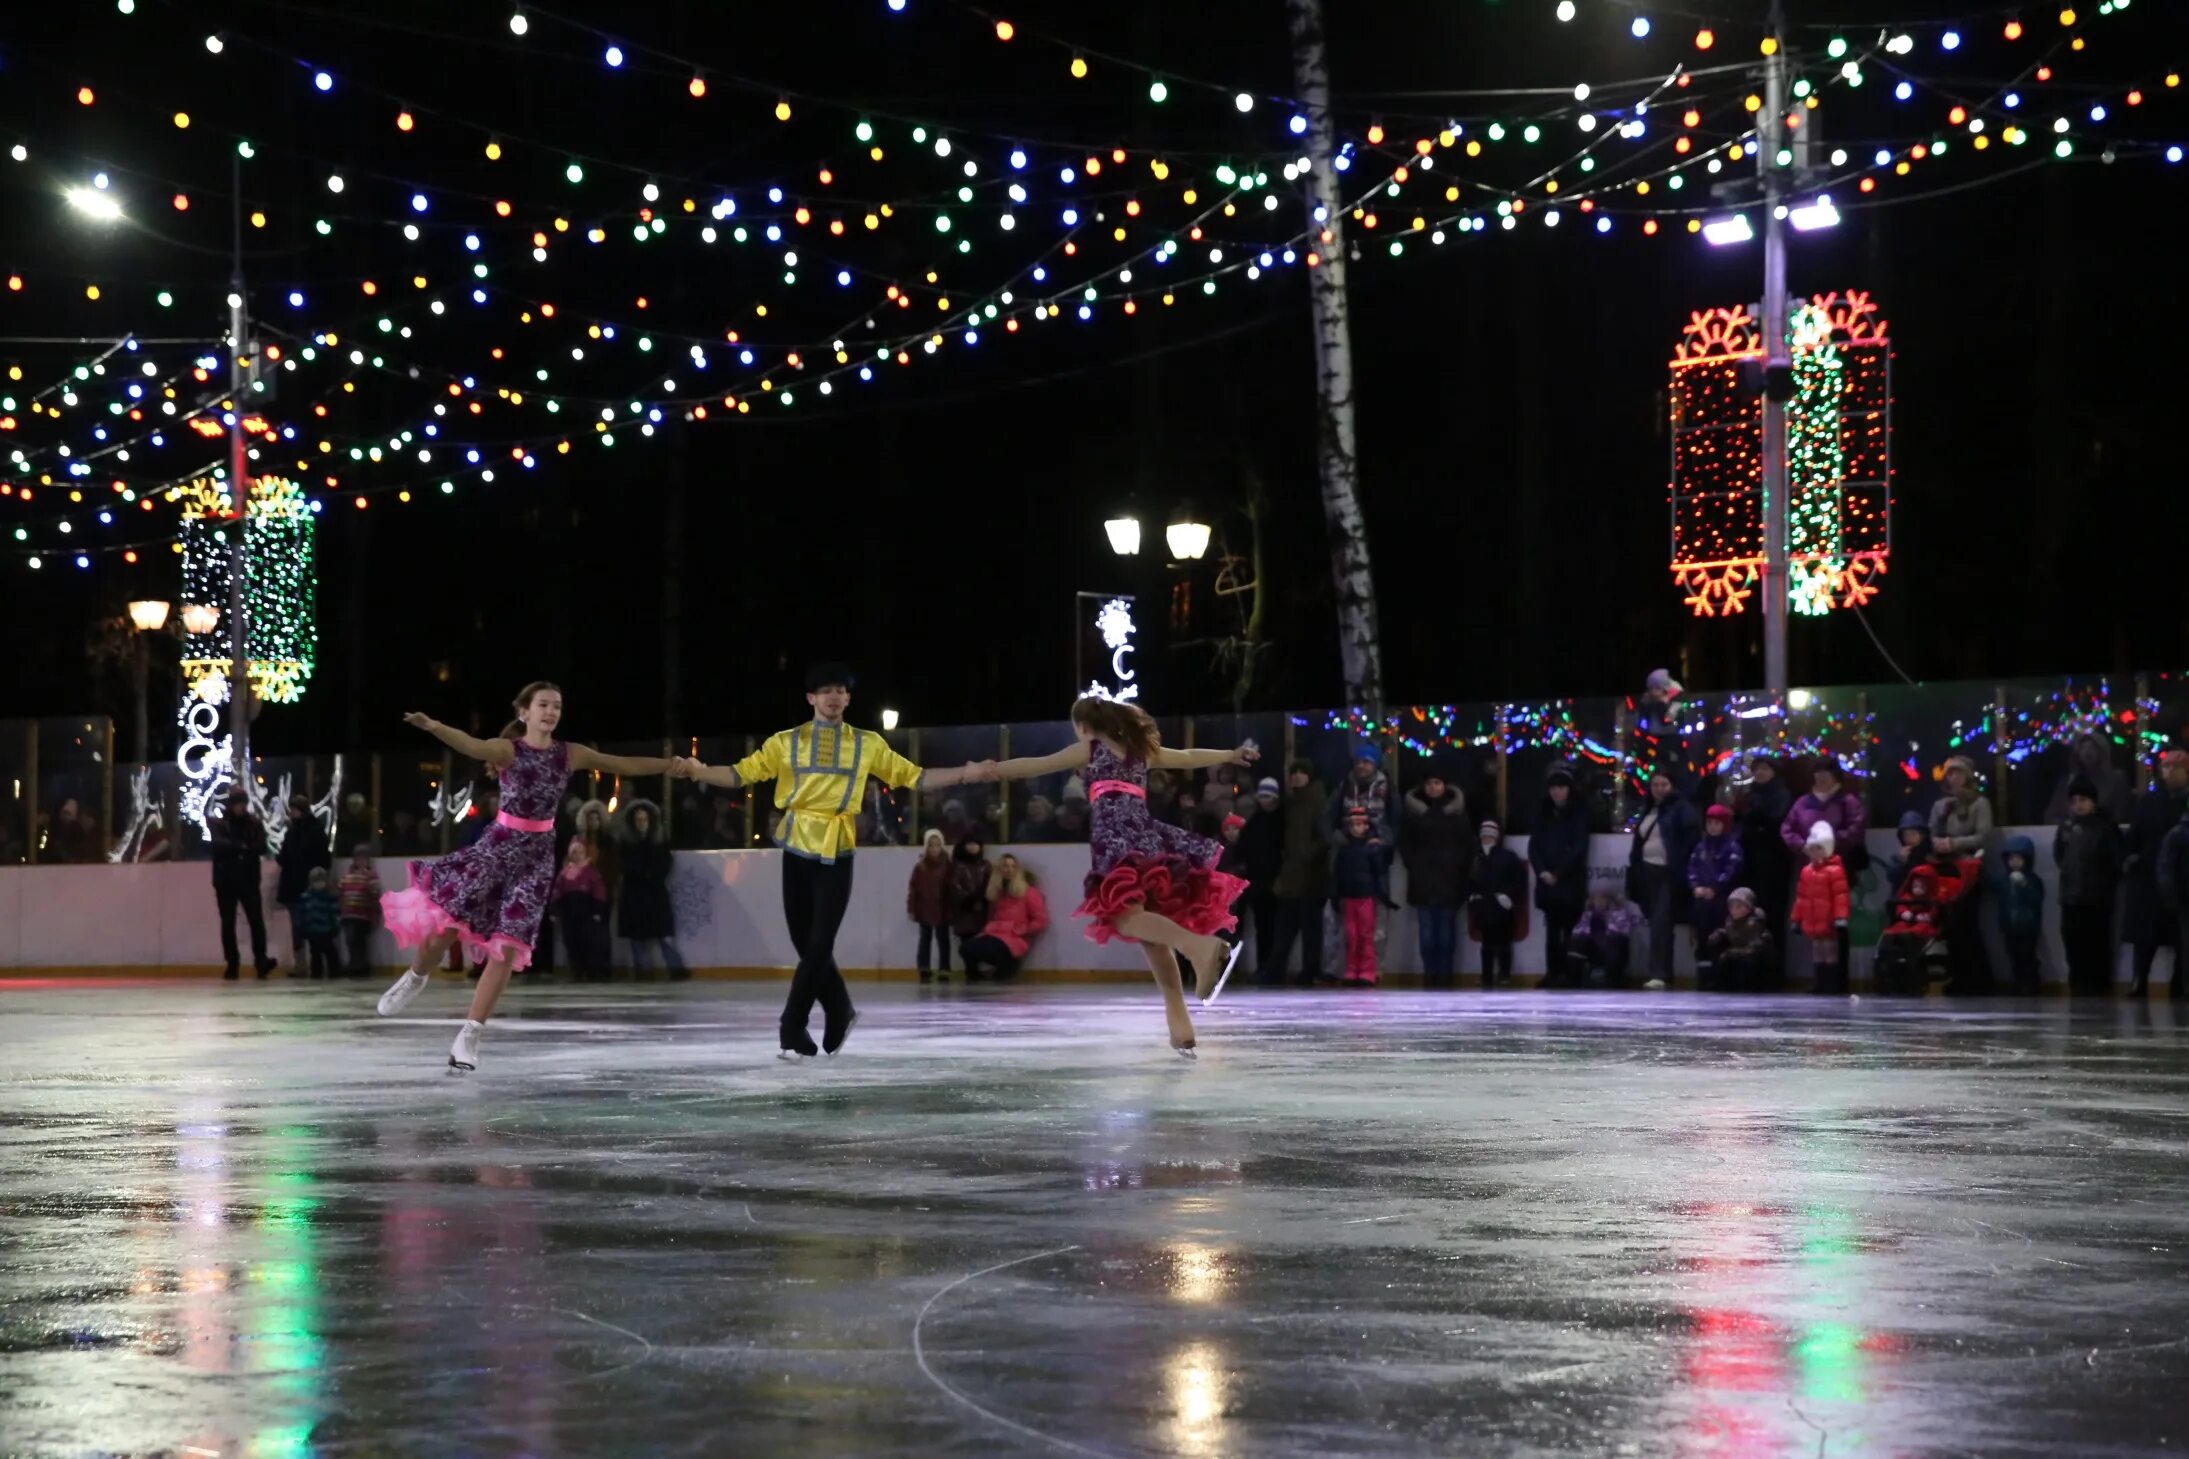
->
<box><xmin>2</xmin><ymin>980</ymin><xmax>2186</xmax><ymax>1456</ymax></box>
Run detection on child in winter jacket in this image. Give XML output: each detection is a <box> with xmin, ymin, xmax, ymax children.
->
<box><xmin>1794</xmin><ymin>822</ymin><xmax>1851</xmax><ymax>993</ymax></box>
<box><xmin>2053</xmin><ymin>779</ymin><xmax>2124</xmax><ymax>996</ymax></box>
<box><xmin>961</xmin><ymin>855</ymin><xmax>1050</xmax><ymax>981</ymax></box>
<box><xmin>1466</xmin><ymin>819</ymin><xmax>1528</xmax><ymax>987</ymax></box>
<box><xmin>1998</xmin><ymin>834</ymin><xmax>2046</xmax><ymax>994</ymax></box>
<box><xmin>554</xmin><ymin>840</ymin><xmax>613</xmax><ymax>981</ymax></box>
<box><xmin>337</xmin><ymin>845</ymin><xmax>380</xmax><ymax>976</ymax></box>
<box><xmin>1687</xmin><ymin>804</ymin><xmax>1747</xmax><ymax>976</ymax></box>
<box><xmin>1332</xmin><ymin>806</ymin><xmax>1396</xmax><ymax>986</ymax></box>
<box><xmin>1703</xmin><ymin>886</ymin><xmax>1773</xmax><ymax>990</ymax></box>
<box><xmin>298</xmin><ymin>866</ymin><xmax>343</xmax><ymax>979</ymax></box>
<box><xmin>1565</xmin><ymin>889</ymin><xmax>1642</xmax><ymax>987</ymax></box>
<box><xmin>907</xmin><ymin>829</ymin><xmax>955</xmax><ymax>981</ymax></box>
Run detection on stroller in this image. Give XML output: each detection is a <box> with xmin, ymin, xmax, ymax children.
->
<box><xmin>1872</xmin><ymin>855</ymin><xmax>1980</xmax><ymax>996</ymax></box>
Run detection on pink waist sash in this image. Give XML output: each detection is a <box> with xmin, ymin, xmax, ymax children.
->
<box><xmin>1090</xmin><ymin>780</ymin><xmax>1146</xmax><ymax>801</ymax></box>
<box><xmin>497</xmin><ymin>811</ymin><xmax>555</xmax><ymax>834</ymax></box>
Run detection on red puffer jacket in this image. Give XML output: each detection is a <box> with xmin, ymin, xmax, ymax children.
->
<box><xmin>907</xmin><ymin>857</ymin><xmax>953</xmax><ymax>926</ymax></box>
<box><xmin>979</xmin><ymin>885</ymin><xmax>1050</xmax><ymax>959</ymax></box>
<box><xmin>1793</xmin><ymin>856</ymin><xmax>1849</xmax><ymax>939</ymax></box>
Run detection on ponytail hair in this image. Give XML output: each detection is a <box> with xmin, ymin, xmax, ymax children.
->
<box><xmin>501</xmin><ymin>680</ymin><xmax>562</xmax><ymax>740</ymax></box>
<box><xmin>1070</xmin><ymin>695</ymin><xmax>1161</xmax><ymax>762</ymax></box>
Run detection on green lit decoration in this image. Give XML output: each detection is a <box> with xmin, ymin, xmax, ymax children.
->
<box><xmin>1785</xmin><ymin>303</ymin><xmax>1847</xmax><ymax>617</ymax></box>
<box><xmin>175</xmin><ymin>473</ymin><xmax>318</xmax><ymax>706</ymax></box>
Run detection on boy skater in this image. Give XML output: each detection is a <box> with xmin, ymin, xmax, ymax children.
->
<box><xmin>675</xmin><ymin>664</ymin><xmax>985</xmax><ymax>1058</ymax></box>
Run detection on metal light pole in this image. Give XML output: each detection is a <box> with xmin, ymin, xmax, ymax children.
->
<box><xmin>225</xmin><ymin>153</ymin><xmax>253</xmax><ymax>771</ymax></box>
<box><xmin>1759</xmin><ymin>10</ymin><xmax>1792</xmax><ymax>696</ymax></box>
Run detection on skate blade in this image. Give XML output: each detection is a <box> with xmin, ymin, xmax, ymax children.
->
<box><xmin>1202</xmin><ymin>939</ymin><xmax>1248</xmax><ymax>1008</ymax></box>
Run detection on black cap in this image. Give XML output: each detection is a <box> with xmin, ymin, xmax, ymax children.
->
<box><xmin>805</xmin><ymin>661</ymin><xmax>857</xmax><ymax>693</ymax></box>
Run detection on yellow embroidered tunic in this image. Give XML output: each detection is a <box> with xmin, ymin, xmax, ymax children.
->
<box><xmin>733</xmin><ymin>721</ymin><xmax>923</xmax><ymax>863</ymax></box>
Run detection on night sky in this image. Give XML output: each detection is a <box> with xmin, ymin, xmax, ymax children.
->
<box><xmin>2</xmin><ymin>0</ymin><xmax>2184</xmax><ymax>752</ymax></box>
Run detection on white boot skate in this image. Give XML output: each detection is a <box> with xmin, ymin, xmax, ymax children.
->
<box><xmin>377</xmin><ymin>969</ymin><xmax>429</xmax><ymax>1017</ymax></box>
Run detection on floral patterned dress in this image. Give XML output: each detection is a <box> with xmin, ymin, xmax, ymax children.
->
<box><xmin>381</xmin><ymin>738</ymin><xmax>568</xmax><ymax>970</ymax></box>
<box><xmin>1076</xmin><ymin>741</ymin><xmax>1248</xmax><ymax>946</ymax></box>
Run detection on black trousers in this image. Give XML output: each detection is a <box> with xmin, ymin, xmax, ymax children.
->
<box><xmin>216</xmin><ymin>883</ymin><xmax>271</xmax><ymax>973</ymax></box>
<box><xmin>343</xmin><ymin>919</ymin><xmax>372</xmax><ymax>973</ymax></box>
<box><xmin>960</xmin><ymin>934</ymin><xmax>1023</xmax><ymax>980</ymax></box>
<box><xmin>2060</xmin><ymin>904</ymin><xmax>2113</xmax><ymax>996</ymax></box>
<box><xmin>307</xmin><ymin>932</ymin><xmax>339</xmax><ymax>978</ymax></box>
<box><xmin>1269</xmin><ymin>896</ymin><xmax>1325</xmax><ymax>980</ymax></box>
<box><xmin>1247</xmin><ymin>890</ymin><xmax>1278</xmax><ymax>980</ymax></box>
<box><xmin>1539</xmin><ymin>893</ymin><xmax>1583</xmax><ymax>984</ymax></box>
<box><xmin>782</xmin><ymin>855</ymin><xmax>856</xmax><ymax>1050</ymax></box>
<box><xmin>916</xmin><ymin>922</ymin><xmax>952</xmax><ymax>973</ymax></box>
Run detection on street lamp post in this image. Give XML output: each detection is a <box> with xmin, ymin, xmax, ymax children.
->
<box><xmin>125</xmin><ymin>600</ymin><xmax>171</xmax><ymax>766</ymax></box>
<box><xmin>1759</xmin><ymin>20</ymin><xmax>1791</xmax><ymax>696</ymax></box>
<box><xmin>224</xmin><ymin>152</ymin><xmax>254</xmax><ymax>777</ymax></box>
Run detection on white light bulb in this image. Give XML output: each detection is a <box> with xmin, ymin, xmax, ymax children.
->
<box><xmin>508</xmin><ymin>12</ymin><xmax>528</xmax><ymax>35</ymax></box>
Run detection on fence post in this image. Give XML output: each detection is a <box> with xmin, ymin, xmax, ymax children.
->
<box><xmin>439</xmin><ymin>749</ymin><xmax>454</xmax><ymax>854</ymax></box>
<box><xmin>101</xmin><ymin>718</ymin><xmax>116</xmax><ymax>855</ymax></box>
<box><xmin>996</xmin><ymin>724</ymin><xmax>1012</xmax><ymax>843</ymax></box>
<box><xmin>659</xmin><ymin>737</ymin><xmax>674</xmax><ymax>841</ymax></box>
<box><xmin>908</xmin><ymin>729</ymin><xmax>922</xmax><ymax>843</ymax></box>
<box><xmin>2134</xmin><ymin>673</ymin><xmax>2152</xmax><ymax>791</ymax></box>
<box><xmin>1283</xmin><ymin>717</ymin><xmax>1297</xmax><ymax>777</ymax></box>
<box><xmin>369</xmin><ymin>753</ymin><xmax>384</xmax><ymax>853</ymax></box>
<box><xmin>23</xmin><ymin>720</ymin><xmax>38</xmax><ymax>866</ymax></box>
<box><xmin>1854</xmin><ymin>692</ymin><xmax>1871</xmax><ymax>788</ymax></box>
<box><xmin>1612</xmin><ymin>706</ymin><xmax>1632</xmax><ymax>828</ymax></box>
<box><xmin>1991</xmin><ymin>684</ymin><xmax>2010</xmax><ymax>826</ymax></box>
<box><xmin>743</xmin><ymin>735</ymin><xmax>758</xmax><ymax>846</ymax></box>
<box><xmin>1494</xmin><ymin>703</ymin><xmax>1510</xmax><ymax>825</ymax></box>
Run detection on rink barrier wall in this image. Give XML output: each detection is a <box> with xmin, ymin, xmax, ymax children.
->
<box><xmin>0</xmin><ymin>830</ymin><xmax>2170</xmax><ymax>990</ymax></box>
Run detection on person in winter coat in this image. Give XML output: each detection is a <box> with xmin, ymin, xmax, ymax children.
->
<box><xmin>1687</xmin><ymin>804</ymin><xmax>1746</xmax><ymax>978</ymax></box>
<box><xmin>961</xmin><ymin>855</ymin><xmax>1049</xmax><ymax>981</ymax></box>
<box><xmin>2044</xmin><ymin>734</ymin><xmax>2132</xmax><ymax>825</ymax></box>
<box><xmin>1566</xmin><ymin>888</ymin><xmax>1642</xmax><ymax>987</ymax></box>
<box><xmin>1331</xmin><ymin>806</ymin><xmax>1396</xmax><ymax>986</ymax></box>
<box><xmin>2054</xmin><ymin>778</ymin><xmax>2125</xmax><ymax>996</ymax></box>
<box><xmin>1929</xmin><ymin>756</ymin><xmax>1995</xmax><ymax>993</ymax></box>
<box><xmin>1237</xmin><ymin>778</ymin><xmax>1287</xmax><ymax>979</ymax></box>
<box><xmin>553</xmin><ymin>839</ymin><xmax>613</xmax><ymax>981</ymax></box>
<box><xmin>1997</xmin><ymin>834</ymin><xmax>2046</xmax><ymax>995</ymax></box>
<box><xmin>1883</xmin><ymin>810</ymin><xmax>1933</xmax><ymax>894</ymax></box>
<box><xmin>1401</xmin><ymin>772</ymin><xmax>1474</xmax><ymax>987</ymax></box>
<box><xmin>1782</xmin><ymin>761</ymin><xmax>1868</xmax><ymax>867</ymax></box>
<box><xmin>46</xmin><ymin>798</ymin><xmax>100</xmax><ymax>864</ymax></box>
<box><xmin>2125</xmin><ymin>751</ymin><xmax>2189</xmax><ymax>997</ymax></box>
<box><xmin>2159</xmin><ymin>803</ymin><xmax>2189</xmax><ymax>1002</ymax></box>
<box><xmin>617</xmin><ymin>800</ymin><xmax>688</xmax><ymax>980</ymax></box>
<box><xmin>572</xmin><ymin>798</ymin><xmax>618</xmax><ymax>891</ymax></box>
<box><xmin>947</xmin><ymin>835</ymin><xmax>993</xmax><ymax>943</ymax></box>
<box><xmin>1929</xmin><ymin>756</ymin><xmax>1994</xmax><ymax>863</ymax></box>
<box><xmin>1794</xmin><ymin>822</ymin><xmax>1851</xmax><ymax>994</ymax></box>
<box><xmin>1629</xmin><ymin>771</ymin><xmax>1700</xmax><ymax>984</ymax></box>
<box><xmin>1017</xmin><ymin>794</ymin><xmax>1063</xmax><ymax>843</ymax></box>
<box><xmin>209</xmin><ymin>789</ymin><xmax>275</xmax><ymax>980</ymax></box>
<box><xmin>1269</xmin><ymin>761</ymin><xmax>1332</xmax><ymax>983</ymax></box>
<box><xmin>1737</xmin><ymin>757</ymin><xmax>1795</xmax><ymax>945</ymax></box>
<box><xmin>1703</xmin><ymin>886</ymin><xmax>1773</xmax><ymax>991</ymax></box>
<box><xmin>907</xmin><ymin>829</ymin><xmax>956</xmax><ymax>982</ymax></box>
<box><xmin>295</xmin><ymin>866</ymin><xmax>343</xmax><ymax>978</ymax></box>
<box><xmin>1327</xmin><ymin>743</ymin><xmax>1394</xmax><ymax>843</ymax></box>
<box><xmin>1466</xmin><ymin>819</ymin><xmax>1528</xmax><ymax>987</ymax></box>
<box><xmin>1532</xmin><ymin>764</ymin><xmax>1593</xmax><ymax>982</ymax></box>
<box><xmin>274</xmin><ymin>794</ymin><xmax>333</xmax><ymax>977</ymax></box>
<box><xmin>338</xmin><ymin>846</ymin><xmax>381</xmax><ymax>976</ymax></box>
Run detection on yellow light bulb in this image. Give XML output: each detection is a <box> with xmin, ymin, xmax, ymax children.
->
<box><xmin>485</xmin><ymin>141</ymin><xmax>503</xmax><ymax>160</ymax></box>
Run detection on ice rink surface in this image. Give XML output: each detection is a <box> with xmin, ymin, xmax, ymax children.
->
<box><xmin>4</xmin><ymin>978</ymin><xmax>2186</xmax><ymax>1457</ymax></box>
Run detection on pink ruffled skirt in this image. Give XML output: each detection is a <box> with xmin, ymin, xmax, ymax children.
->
<box><xmin>1076</xmin><ymin>854</ymin><xmax>1248</xmax><ymax>947</ymax></box>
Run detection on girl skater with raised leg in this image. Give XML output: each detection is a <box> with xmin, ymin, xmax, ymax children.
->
<box><xmin>374</xmin><ymin>682</ymin><xmax>674</xmax><ymax>1071</ymax></box>
<box><xmin>984</xmin><ymin>698</ymin><xmax>1253</xmax><ymax>1057</ymax></box>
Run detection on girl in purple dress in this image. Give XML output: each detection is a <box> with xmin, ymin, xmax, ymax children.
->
<box><xmin>985</xmin><ymin>697</ymin><xmax>1254</xmax><ymax>1056</ymax></box>
<box><xmin>374</xmin><ymin>681</ymin><xmax>674</xmax><ymax>1071</ymax></box>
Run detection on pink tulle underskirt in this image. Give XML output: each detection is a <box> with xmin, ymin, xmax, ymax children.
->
<box><xmin>381</xmin><ymin>884</ymin><xmax>536</xmax><ymax>972</ymax></box>
<box><xmin>1075</xmin><ymin>856</ymin><xmax>1247</xmax><ymax>947</ymax></box>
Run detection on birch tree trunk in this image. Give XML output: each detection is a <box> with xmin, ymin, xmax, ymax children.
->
<box><xmin>1286</xmin><ymin>0</ymin><xmax>1384</xmax><ymax>711</ymax></box>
